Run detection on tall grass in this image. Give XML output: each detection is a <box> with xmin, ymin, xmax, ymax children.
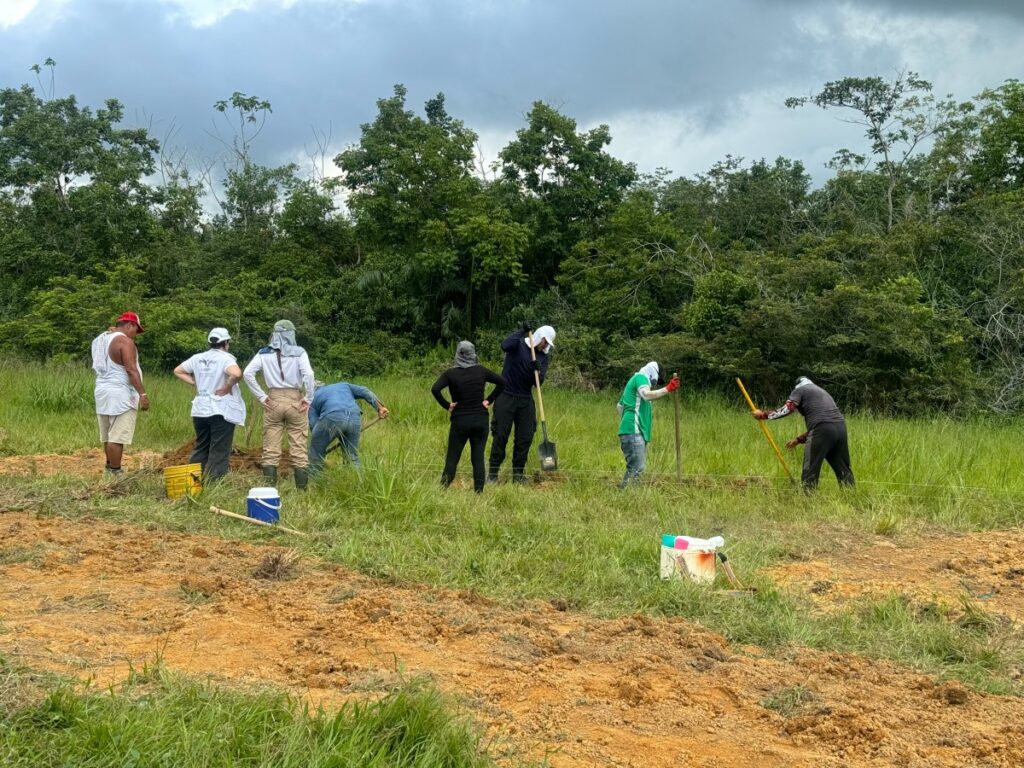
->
<box><xmin>0</xmin><ymin>657</ymin><xmax>496</xmax><ymax>767</ymax></box>
<box><xmin>2</xmin><ymin>361</ymin><xmax>1024</xmax><ymax>693</ymax></box>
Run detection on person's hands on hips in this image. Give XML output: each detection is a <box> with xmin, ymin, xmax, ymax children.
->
<box><xmin>482</xmin><ymin>400</ymin><xmax>490</xmax><ymax>409</ymax></box>
<box><xmin>261</xmin><ymin>397</ymin><xmax>273</xmax><ymax>412</ymax></box>
<box><xmin>447</xmin><ymin>402</ymin><xmax>457</xmax><ymax>413</ymax></box>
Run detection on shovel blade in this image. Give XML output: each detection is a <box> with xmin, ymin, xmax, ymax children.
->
<box><xmin>538</xmin><ymin>440</ymin><xmax>558</xmax><ymax>471</ymax></box>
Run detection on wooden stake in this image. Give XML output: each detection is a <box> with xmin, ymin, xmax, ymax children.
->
<box><xmin>209</xmin><ymin>505</ymin><xmax>308</xmax><ymax>537</ymax></box>
<box><xmin>735</xmin><ymin>378</ymin><xmax>795</xmax><ymax>484</ymax></box>
<box><xmin>672</xmin><ymin>371</ymin><xmax>682</xmax><ymax>482</ymax></box>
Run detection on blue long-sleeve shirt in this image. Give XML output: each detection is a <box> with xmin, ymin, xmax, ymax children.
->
<box><xmin>500</xmin><ymin>330</ymin><xmax>550</xmax><ymax>397</ymax></box>
<box><xmin>308</xmin><ymin>382</ymin><xmax>380</xmax><ymax>428</ymax></box>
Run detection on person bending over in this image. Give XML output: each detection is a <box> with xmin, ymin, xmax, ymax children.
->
<box><xmin>753</xmin><ymin>376</ymin><xmax>854</xmax><ymax>490</ymax></box>
<box><xmin>308</xmin><ymin>381</ymin><xmax>389</xmax><ymax>472</ymax></box>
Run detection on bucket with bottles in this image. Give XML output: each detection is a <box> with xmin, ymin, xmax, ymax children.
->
<box><xmin>660</xmin><ymin>534</ymin><xmax>724</xmax><ymax>584</ymax></box>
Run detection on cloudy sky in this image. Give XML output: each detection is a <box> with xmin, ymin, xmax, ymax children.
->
<box><xmin>1</xmin><ymin>0</ymin><xmax>1022</xmax><ymax>184</ymax></box>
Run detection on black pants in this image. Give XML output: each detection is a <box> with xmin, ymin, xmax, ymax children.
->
<box><xmin>488</xmin><ymin>395</ymin><xmax>536</xmax><ymax>479</ymax></box>
<box><xmin>442</xmin><ymin>415</ymin><xmax>490</xmax><ymax>493</ymax></box>
<box><xmin>189</xmin><ymin>415</ymin><xmax>236</xmax><ymax>481</ymax></box>
<box><xmin>802</xmin><ymin>421</ymin><xmax>854</xmax><ymax>489</ymax></box>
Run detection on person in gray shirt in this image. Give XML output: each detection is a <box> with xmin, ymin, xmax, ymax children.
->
<box><xmin>753</xmin><ymin>376</ymin><xmax>854</xmax><ymax>489</ymax></box>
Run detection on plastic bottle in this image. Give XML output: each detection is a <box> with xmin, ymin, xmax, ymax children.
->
<box><xmin>674</xmin><ymin>535</ymin><xmax>724</xmax><ymax>551</ymax></box>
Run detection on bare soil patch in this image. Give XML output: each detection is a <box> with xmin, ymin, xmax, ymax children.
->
<box><xmin>0</xmin><ymin>449</ymin><xmax>164</xmax><ymax>478</ymax></box>
<box><xmin>1</xmin><ymin>512</ymin><xmax>1022</xmax><ymax>767</ymax></box>
<box><xmin>768</xmin><ymin>529</ymin><xmax>1024</xmax><ymax>622</ymax></box>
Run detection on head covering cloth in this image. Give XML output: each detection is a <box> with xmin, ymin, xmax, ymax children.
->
<box><xmin>638</xmin><ymin>361</ymin><xmax>660</xmax><ymax>385</ymax></box>
<box><xmin>454</xmin><ymin>340</ymin><xmax>478</xmax><ymax>368</ymax></box>
<box><xmin>268</xmin><ymin>320</ymin><xmax>303</xmax><ymax>358</ymax></box>
<box><xmin>524</xmin><ymin>325</ymin><xmax>556</xmax><ymax>354</ymax></box>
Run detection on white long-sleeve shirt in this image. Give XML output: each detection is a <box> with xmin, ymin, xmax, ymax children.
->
<box><xmin>243</xmin><ymin>348</ymin><xmax>315</xmax><ymax>403</ymax></box>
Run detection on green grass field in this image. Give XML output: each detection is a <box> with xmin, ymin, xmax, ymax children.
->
<box><xmin>1</xmin><ymin>360</ymin><xmax>1023</xmax><ymax>762</ymax></box>
<box><xmin>0</xmin><ymin>655</ymin><xmax>493</xmax><ymax>768</ymax></box>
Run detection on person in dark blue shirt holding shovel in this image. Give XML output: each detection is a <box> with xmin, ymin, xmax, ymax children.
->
<box><xmin>487</xmin><ymin>321</ymin><xmax>556</xmax><ymax>485</ymax></box>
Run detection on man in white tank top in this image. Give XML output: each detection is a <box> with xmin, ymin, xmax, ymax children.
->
<box><xmin>91</xmin><ymin>312</ymin><xmax>149</xmax><ymax>475</ymax></box>
<box><xmin>174</xmin><ymin>327</ymin><xmax>246</xmax><ymax>481</ymax></box>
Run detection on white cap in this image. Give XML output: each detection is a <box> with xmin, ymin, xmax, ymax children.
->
<box><xmin>208</xmin><ymin>327</ymin><xmax>231</xmax><ymax>343</ymax></box>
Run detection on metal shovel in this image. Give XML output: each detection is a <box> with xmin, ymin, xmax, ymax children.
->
<box><xmin>528</xmin><ymin>332</ymin><xmax>558</xmax><ymax>471</ymax></box>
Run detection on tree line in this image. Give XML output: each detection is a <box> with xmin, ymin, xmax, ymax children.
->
<box><xmin>2</xmin><ymin>61</ymin><xmax>1023</xmax><ymax>413</ymax></box>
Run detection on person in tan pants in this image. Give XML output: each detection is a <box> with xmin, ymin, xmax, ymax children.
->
<box><xmin>242</xmin><ymin>320</ymin><xmax>316</xmax><ymax>489</ymax></box>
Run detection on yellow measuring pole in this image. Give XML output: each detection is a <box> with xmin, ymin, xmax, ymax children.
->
<box><xmin>735</xmin><ymin>378</ymin><xmax>795</xmax><ymax>483</ymax></box>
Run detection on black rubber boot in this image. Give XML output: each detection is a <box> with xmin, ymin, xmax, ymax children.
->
<box><xmin>293</xmin><ymin>467</ymin><xmax>308</xmax><ymax>491</ymax></box>
<box><xmin>262</xmin><ymin>465</ymin><xmax>277</xmax><ymax>485</ymax></box>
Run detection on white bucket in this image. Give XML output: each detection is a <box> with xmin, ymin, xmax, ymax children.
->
<box><xmin>660</xmin><ymin>534</ymin><xmax>722</xmax><ymax>584</ymax></box>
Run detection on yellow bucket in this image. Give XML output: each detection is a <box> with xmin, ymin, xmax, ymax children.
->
<box><xmin>164</xmin><ymin>463</ymin><xmax>202</xmax><ymax>499</ymax></box>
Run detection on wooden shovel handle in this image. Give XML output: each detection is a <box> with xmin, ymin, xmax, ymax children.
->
<box><xmin>209</xmin><ymin>505</ymin><xmax>308</xmax><ymax>537</ymax></box>
<box><xmin>527</xmin><ymin>331</ymin><xmax>547</xmax><ymax>423</ymax></box>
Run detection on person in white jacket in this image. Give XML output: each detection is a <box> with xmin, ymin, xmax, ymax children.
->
<box><xmin>243</xmin><ymin>319</ymin><xmax>316</xmax><ymax>488</ymax></box>
<box><xmin>174</xmin><ymin>327</ymin><xmax>246</xmax><ymax>481</ymax></box>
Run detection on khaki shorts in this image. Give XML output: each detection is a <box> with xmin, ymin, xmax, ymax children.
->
<box><xmin>98</xmin><ymin>409</ymin><xmax>138</xmax><ymax>445</ymax></box>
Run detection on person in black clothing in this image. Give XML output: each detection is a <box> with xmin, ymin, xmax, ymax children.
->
<box><xmin>488</xmin><ymin>321</ymin><xmax>556</xmax><ymax>484</ymax></box>
<box><xmin>753</xmin><ymin>376</ymin><xmax>854</xmax><ymax>489</ymax></box>
<box><xmin>432</xmin><ymin>341</ymin><xmax>506</xmax><ymax>493</ymax></box>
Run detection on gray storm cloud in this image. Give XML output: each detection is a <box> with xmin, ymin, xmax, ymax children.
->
<box><xmin>1</xmin><ymin>0</ymin><xmax>1020</xmax><ymax>177</ymax></box>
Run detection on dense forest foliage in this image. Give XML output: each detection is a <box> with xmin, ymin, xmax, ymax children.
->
<box><xmin>2</xmin><ymin>62</ymin><xmax>1023</xmax><ymax>412</ymax></box>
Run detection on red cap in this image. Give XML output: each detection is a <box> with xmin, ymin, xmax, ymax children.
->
<box><xmin>117</xmin><ymin>311</ymin><xmax>145</xmax><ymax>333</ymax></box>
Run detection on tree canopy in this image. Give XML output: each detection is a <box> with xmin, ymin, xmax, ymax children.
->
<box><xmin>2</xmin><ymin>65</ymin><xmax>1024</xmax><ymax>413</ymax></box>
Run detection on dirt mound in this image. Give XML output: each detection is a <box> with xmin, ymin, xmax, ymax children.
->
<box><xmin>161</xmin><ymin>440</ymin><xmax>277</xmax><ymax>473</ymax></box>
<box><xmin>1</xmin><ymin>511</ymin><xmax>1022</xmax><ymax>767</ymax></box>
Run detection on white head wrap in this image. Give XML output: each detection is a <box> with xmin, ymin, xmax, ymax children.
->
<box><xmin>638</xmin><ymin>361</ymin><xmax>660</xmax><ymax>384</ymax></box>
<box><xmin>525</xmin><ymin>325</ymin><xmax>556</xmax><ymax>354</ymax></box>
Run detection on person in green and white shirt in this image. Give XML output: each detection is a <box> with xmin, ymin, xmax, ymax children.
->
<box><xmin>616</xmin><ymin>362</ymin><xmax>679</xmax><ymax>487</ymax></box>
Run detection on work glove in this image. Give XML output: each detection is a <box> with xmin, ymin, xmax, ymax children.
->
<box><xmin>665</xmin><ymin>375</ymin><xmax>680</xmax><ymax>393</ymax></box>
<box><xmin>520</xmin><ymin>320</ymin><xmax>534</xmax><ymax>334</ymax></box>
<box><xmin>752</xmin><ymin>409</ymin><xmax>768</xmax><ymax>420</ymax></box>
<box><xmin>532</xmin><ymin>359</ymin><xmax>542</xmax><ymax>372</ymax></box>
